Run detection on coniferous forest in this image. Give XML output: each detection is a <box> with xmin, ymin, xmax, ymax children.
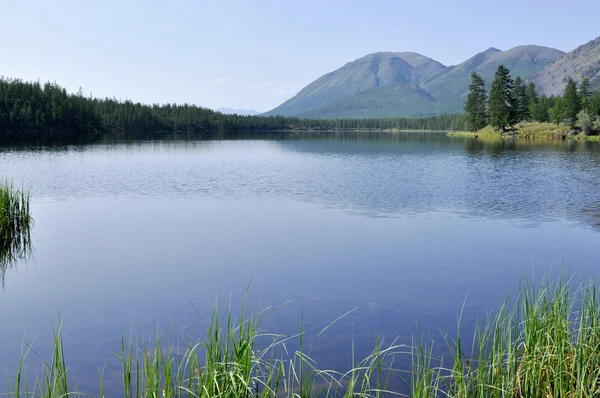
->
<box><xmin>464</xmin><ymin>65</ymin><xmax>600</xmax><ymax>134</ymax></box>
<box><xmin>0</xmin><ymin>78</ymin><xmax>465</xmax><ymax>143</ymax></box>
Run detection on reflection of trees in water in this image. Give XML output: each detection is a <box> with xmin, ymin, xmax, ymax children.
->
<box><xmin>0</xmin><ymin>185</ymin><xmax>33</xmax><ymax>286</ymax></box>
<box><xmin>3</xmin><ymin>132</ymin><xmax>600</xmax><ymax>237</ymax></box>
<box><xmin>463</xmin><ymin>137</ymin><xmax>599</xmax><ymax>156</ymax></box>
<box><xmin>0</xmin><ymin>131</ymin><xmax>455</xmax><ymax>156</ymax></box>
<box><xmin>0</xmin><ymin>230</ymin><xmax>31</xmax><ymax>285</ymax></box>
<box><xmin>580</xmin><ymin>207</ymin><xmax>600</xmax><ymax>231</ymax></box>
<box><xmin>276</xmin><ymin>135</ymin><xmax>600</xmax><ymax>234</ymax></box>
<box><xmin>461</xmin><ymin>138</ymin><xmax>600</xmax><ymax>232</ymax></box>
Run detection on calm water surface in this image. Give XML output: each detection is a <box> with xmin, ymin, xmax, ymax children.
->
<box><xmin>1</xmin><ymin>133</ymin><xmax>600</xmax><ymax>393</ymax></box>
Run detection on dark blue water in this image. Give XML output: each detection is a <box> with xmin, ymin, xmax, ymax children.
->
<box><xmin>1</xmin><ymin>133</ymin><xmax>600</xmax><ymax>394</ymax></box>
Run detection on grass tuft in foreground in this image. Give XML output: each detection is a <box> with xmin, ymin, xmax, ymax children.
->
<box><xmin>5</xmin><ymin>271</ymin><xmax>600</xmax><ymax>397</ymax></box>
<box><xmin>412</xmin><ymin>272</ymin><xmax>600</xmax><ymax>397</ymax></box>
<box><xmin>0</xmin><ymin>180</ymin><xmax>32</xmax><ymax>273</ymax></box>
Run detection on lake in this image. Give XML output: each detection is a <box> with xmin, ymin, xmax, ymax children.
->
<box><xmin>1</xmin><ymin>132</ymin><xmax>600</xmax><ymax>394</ymax></box>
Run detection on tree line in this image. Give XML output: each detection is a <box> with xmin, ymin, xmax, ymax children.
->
<box><xmin>0</xmin><ymin>77</ymin><xmax>467</xmax><ymax>142</ymax></box>
<box><xmin>464</xmin><ymin>66</ymin><xmax>600</xmax><ymax>134</ymax></box>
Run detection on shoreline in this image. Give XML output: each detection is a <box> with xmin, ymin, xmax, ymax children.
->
<box><xmin>272</xmin><ymin>128</ymin><xmax>467</xmax><ymax>133</ymax></box>
<box><xmin>447</xmin><ymin>122</ymin><xmax>600</xmax><ymax>141</ymax></box>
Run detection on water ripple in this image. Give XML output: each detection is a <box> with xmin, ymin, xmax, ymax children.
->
<box><xmin>1</xmin><ymin>135</ymin><xmax>599</xmax><ymax>231</ymax></box>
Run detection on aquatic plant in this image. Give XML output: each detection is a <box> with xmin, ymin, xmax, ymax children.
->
<box><xmin>0</xmin><ymin>180</ymin><xmax>32</xmax><ymax>277</ymax></box>
<box><xmin>411</xmin><ymin>272</ymin><xmax>600</xmax><ymax>397</ymax></box>
<box><xmin>9</xmin><ymin>303</ymin><xmax>404</xmax><ymax>398</ymax></box>
<box><xmin>5</xmin><ymin>271</ymin><xmax>600</xmax><ymax>397</ymax></box>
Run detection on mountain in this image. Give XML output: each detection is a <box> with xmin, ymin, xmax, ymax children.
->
<box><xmin>217</xmin><ymin>108</ymin><xmax>260</xmax><ymax>116</ymax></box>
<box><xmin>264</xmin><ymin>45</ymin><xmax>565</xmax><ymax>119</ymax></box>
<box><xmin>423</xmin><ymin>45</ymin><xmax>565</xmax><ymax>113</ymax></box>
<box><xmin>263</xmin><ymin>52</ymin><xmax>447</xmax><ymax>117</ymax></box>
<box><xmin>299</xmin><ymin>83</ymin><xmax>437</xmax><ymax>119</ymax></box>
<box><xmin>531</xmin><ymin>36</ymin><xmax>600</xmax><ymax>97</ymax></box>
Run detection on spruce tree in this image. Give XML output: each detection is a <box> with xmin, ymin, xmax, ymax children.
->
<box><xmin>526</xmin><ymin>82</ymin><xmax>538</xmax><ymax>121</ymax></box>
<box><xmin>562</xmin><ymin>78</ymin><xmax>581</xmax><ymax>128</ymax></box>
<box><xmin>549</xmin><ymin>97</ymin><xmax>564</xmax><ymax>125</ymax></box>
<box><xmin>464</xmin><ymin>72</ymin><xmax>488</xmax><ymax>131</ymax></box>
<box><xmin>535</xmin><ymin>95</ymin><xmax>551</xmax><ymax>122</ymax></box>
<box><xmin>590</xmin><ymin>87</ymin><xmax>600</xmax><ymax>118</ymax></box>
<box><xmin>579</xmin><ymin>77</ymin><xmax>592</xmax><ymax>112</ymax></box>
<box><xmin>514</xmin><ymin>76</ymin><xmax>529</xmax><ymax>122</ymax></box>
<box><xmin>488</xmin><ymin>65</ymin><xmax>517</xmax><ymax>131</ymax></box>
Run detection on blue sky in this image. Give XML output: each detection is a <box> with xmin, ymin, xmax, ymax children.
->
<box><xmin>1</xmin><ymin>0</ymin><xmax>597</xmax><ymax>112</ymax></box>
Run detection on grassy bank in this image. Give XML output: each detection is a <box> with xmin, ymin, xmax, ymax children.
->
<box><xmin>0</xmin><ymin>181</ymin><xmax>32</xmax><ymax>267</ymax></box>
<box><xmin>414</xmin><ymin>273</ymin><xmax>600</xmax><ymax>397</ymax></box>
<box><xmin>448</xmin><ymin>122</ymin><xmax>600</xmax><ymax>141</ymax></box>
<box><xmin>4</xmin><ymin>271</ymin><xmax>600</xmax><ymax>397</ymax></box>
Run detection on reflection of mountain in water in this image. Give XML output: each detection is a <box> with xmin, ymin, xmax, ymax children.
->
<box><xmin>2</xmin><ymin>132</ymin><xmax>600</xmax><ymax>233</ymax></box>
<box><xmin>273</xmin><ymin>135</ymin><xmax>600</xmax><ymax>232</ymax></box>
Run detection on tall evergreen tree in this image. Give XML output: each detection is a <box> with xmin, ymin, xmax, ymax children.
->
<box><xmin>579</xmin><ymin>77</ymin><xmax>592</xmax><ymax>112</ymax></box>
<box><xmin>488</xmin><ymin>65</ymin><xmax>517</xmax><ymax>131</ymax></box>
<box><xmin>526</xmin><ymin>82</ymin><xmax>538</xmax><ymax>121</ymax></box>
<box><xmin>549</xmin><ymin>97</ymin><xmax>564</xmax><ymax>125</ymax></box>
<box><xmin>464</xmin><ymin>72</ymin><xmax>488</xmax><ymax>131</ymax></box>
<box><xmin>562</xmin><ymin>78</ymin><xmax>581</xmax><ymax>128</ymax></box>
<box><xmin>590</xmin><ymin>87</ymin><xmax>600</xmax><ymax>118</ymax></box>
<box><xmin>514</xmin><ymin>76</ymin><xmax>529</xmax><ymax>122</ymax></box>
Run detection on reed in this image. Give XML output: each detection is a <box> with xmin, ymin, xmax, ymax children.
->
<box><xmin>411</xmin><ymin>272</ymin><xmax>600</xmax><ymax>397</ymax></box>
<box><xmin>5</xmin><ymin>271</ymin><xmax>600</xmax><ymax>397</ymax></box>
<box><xmin>0</xmin><ymin>180</ymin><xmax>32</xmax><ymax>270</ymax></box>
<box><xmin>112</xmin><ymin>300</ymin><xmax>405</xmax><ymax>398</ymax></box>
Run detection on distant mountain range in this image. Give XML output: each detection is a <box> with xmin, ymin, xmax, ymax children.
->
<box><xmin>264</xmin><ymin>36</ymin><xmax>600</xmax><ymax>119</ymax></box>
<box><xmin>217</xmin><ymin>108</ymin><xmax>261</xmax><ymax>116</ymax></box>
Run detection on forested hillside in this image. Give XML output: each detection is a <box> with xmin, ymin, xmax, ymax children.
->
<box><xmin>0</xmin><ymin>78</ymin><xmax>465</xmax><ymax>142</ymax></box>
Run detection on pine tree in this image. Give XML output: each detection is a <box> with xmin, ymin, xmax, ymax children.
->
<box><xmin>562</xmin><ymin>78</ymin><xmax>581</xmax><ymax>128</ymax></box>
<box><xmin>579</xmin><ymin>77</ymin><xmax>592</xmax><ymax>112</ymax></box>
<box><xmin>514</xmin><ymin>76</ymin><xmax>529</xmax><ymax>122</ymax></box>
<box><xmin>526</xmin><ymin>82</ymin><xmax>538</xmax><ymax>121</ymax></box>
<box><xmin>464</xmin><ymin>72</ymin><xmax>488</xmax><ymax>131</ymax></box>
<box><xmin>549</xmin><ymin>97</ymin><xmax>564</xmax><ymax>125</ymax></box>
<box><xmin>25</xmin><ymin>103</ymin><xmax>33</xmax><ymax>123</ymax></box>
<box><xmin>590</xmin><ymin>88</ymin><xmax>600</xmax><ymax>118</ymax></box>
<box><xmin>488</xmin><ymin>65</ymin><xmax>517</xmax><ymax>131</ymax></box>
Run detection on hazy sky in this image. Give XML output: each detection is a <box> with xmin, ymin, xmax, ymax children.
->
<box><xmin>1</xmin><ymin>0</ymin><xmax>597</xmax><ymax>112</ymax></box>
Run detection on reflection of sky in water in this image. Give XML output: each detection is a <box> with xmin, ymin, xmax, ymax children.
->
<box><xmin>0</xmin><ymin>134</ymin><xmax>599</xmax><ymax>394</ymax></box>
<box><xmin>2</xmin><ymin>135</ymin><xmax>599</xmax><ymax>230</ymax></box>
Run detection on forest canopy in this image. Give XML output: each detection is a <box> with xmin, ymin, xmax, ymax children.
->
<box><xmin>0</xmin><ymin>77</ymin><xmax>465</xmax><ymax>142</ymax></box>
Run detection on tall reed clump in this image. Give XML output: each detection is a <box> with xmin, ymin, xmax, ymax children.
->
<box><xmin>6</xmin><ymin>272</ymin><xmax>600</xmax><ymax>397</ymax></box>
<box><xmin>114</xmin><ymin>303</ymin><xmax>405</xmax><ymax>398</ymax></box>
<box><xmin>0</xmin><ymin>180</ymin><xmax>32</xmax><ymax>267</ymax></box>
<box><xmin>412</xmin><ymin>273</ymin><xmax>600</xmax><ymax>397</ymax></box>
<box><xmin>7</xmin><ymin>301</ymin><xmax>404</xmax><ymax>398</ymax></box>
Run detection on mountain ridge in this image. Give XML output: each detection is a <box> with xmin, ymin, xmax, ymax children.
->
<box><xmin>264</xmin><ymin>51</ymin><xmax>447</xmax><ymax>117</ymax></box>
<box><xmin>263</xmin><ymin>44</ymin><xmax>569</xmax><ymax>118</ymax></box>
<box><xmin>422</xmin><ymin>45</ymin><xmax>565</xmax><ymax>114</ymax></box>
<box><xmin>531</xmin><ymin>36</ymin><xmax>600</xmax><ymax>97</ymax></box>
